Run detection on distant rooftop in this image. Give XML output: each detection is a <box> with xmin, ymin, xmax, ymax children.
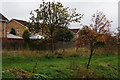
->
<box><xmin>11</xmin><ymin>19</ymin><xmax>35</xmax><ymax>30</ymax></box>
<box><xmin>69</xmin><ymin>29</ymin><xmax>80</xmax><ymax>34</ymax></box>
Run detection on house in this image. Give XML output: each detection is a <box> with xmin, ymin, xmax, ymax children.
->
<box><xmin>69</xmin><ymin>29</ymin><xmax>80</xmax><ymax>39</ymax></box>
<box><xmin>7</xmin><ymin>19</ymin><xmax>29</xmax><ymax>37</ymax></box>
<box><xmin>0</xmin><ymin>13</ymin><xmax>9</xmax><ymax>38</ymax></box>
<box><xmin>7</xmin><ymin>19</ymin><xmax>45</xmax><ymax>39</ymax></box>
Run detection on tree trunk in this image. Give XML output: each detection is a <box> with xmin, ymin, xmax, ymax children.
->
<box><xmin>50</xmin><ymin>27</ymin><xmax>54</xmax><ymax>53</ymax></box>
<box><xmin>87</xmin><ymin>48</ymin><xmax>93</xmax><ymax>69</ymax></box>
<box><xmin>51</xmin><ymin>37</ymin><xmax>54</xmax><ymax>53</ymax></box>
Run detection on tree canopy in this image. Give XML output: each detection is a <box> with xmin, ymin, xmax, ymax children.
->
<box><xmin>54</xmin><ymin>28</ymin><xmax>74</xmax><ymax>42</ymax></box>
<box><xmin>29</xmin><ymin>1</ymin><xmax>83</xmax><ymax>52</ymax></box>
<box><xmin>29</xmin><ymin>1</ymin><xmax>83</xmax><ymax>38</ymax></box>
<box><xmin>75</xmin><ymin>11</ymin><xmax>113</xmax><ymax>69</ymax></box>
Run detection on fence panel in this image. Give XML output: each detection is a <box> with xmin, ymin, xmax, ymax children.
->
<box><xmin>2</xmin><ymin>38</ymin><xmax>75</xmax><ymax>50</ymax></box>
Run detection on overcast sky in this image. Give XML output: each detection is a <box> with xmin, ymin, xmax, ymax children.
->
<box><xmin>0</xmin><ymin>0</ymin><xmax>119</xmax><ymax>32</ymax></box>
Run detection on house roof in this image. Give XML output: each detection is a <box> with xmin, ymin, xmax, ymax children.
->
<box><xmin>8</xmin><ymin>19</ymin><xmax>35</xmax><ymax>30</ymax></box>
<box><xmin>69</xmin><ymin>29</ymin><xmax>80</xmax><ymax>34</ymax></box>
<box><xmin>30</xmin><ymin>34</ymin><xmax>45</xmax><ymax>39</ymax></box>
<box><xmin>7</xmin><ymin>32</ymin><xmax>23</xmax><ymax>39</ymax></box>
<box><xmin>11</xmin><ymin>19</ymin><xmax>31</xmax><ymax>29</ymax></box>
<box><xmin>0</xmin><ymin>13</ymin><xmax>9</xmax><ymax>22</ymax></box>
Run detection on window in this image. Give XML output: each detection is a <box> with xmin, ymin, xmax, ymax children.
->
<box><xmin>17</xmin><ymin>28</ymin><xmax>20</xmax><ymax>34</ymax></box>
<box><xmin>41</xmin><ymin>30</ymin><xmax>44</xmax><ymax>35</ymax></box>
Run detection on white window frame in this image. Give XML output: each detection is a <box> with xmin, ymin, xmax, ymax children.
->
<box><xmin>17</xmin><ymin>28</ymin><xmax>20</xmax><ymax>34</ymax></box>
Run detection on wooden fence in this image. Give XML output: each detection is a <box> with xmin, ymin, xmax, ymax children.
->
<box><xmin>1</xmin><ymin>38</ymin><xmax>75</xmax><ymax>50</ymax></box>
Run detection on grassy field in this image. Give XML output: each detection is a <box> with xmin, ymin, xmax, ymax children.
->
<box><xmin>2</xmin><ymin>47</ymin><xmax>119</xmax><ymax>79</ymax></box>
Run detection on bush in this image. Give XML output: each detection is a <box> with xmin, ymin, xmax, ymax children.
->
<box><xmin>54</xmin><ymin>28</ymin><xmax>74</xmax><ymax>42</ymax></box>
<box><xmin>10</xmin><ymin>28</ymin><xmax>16</xmax><ymax>35</ymax></box>
<box><xmin>22</xmin><ymin>30</ymin><xmax>30</xmax><ymax>40</ymax></box>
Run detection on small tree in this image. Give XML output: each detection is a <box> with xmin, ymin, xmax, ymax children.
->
<box><xmin>75</xmin><ymin>11</ymin><xmax>112</xmax><ymax>69</ymax></box>
<box><xmin>22</xmin><ymin>30</ymin><xmax>30</xmax><ymax>40</ymax></box>
<box><xmin>10</xmin><ymin>28</ymin><xmax>16</xmax><ymax>35</ymax></box>
<box><xmin>54</xmin><ymin>28</ymin><xmax>74</xmax><ymax>42</ymax></box>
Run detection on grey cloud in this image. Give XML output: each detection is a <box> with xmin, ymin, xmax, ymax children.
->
<box><xmin>1</xmin><ymin>1</ymin><xmax>118</xmax><ymax>32</ymax></box>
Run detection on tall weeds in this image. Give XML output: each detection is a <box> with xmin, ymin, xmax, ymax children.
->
<box><xmin>2</xmin><ymin>45</ymin><xmax>117</xmax><ymax>58</ymax></box>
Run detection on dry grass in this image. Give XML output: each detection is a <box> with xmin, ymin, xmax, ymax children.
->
<box><xmin>2</xmin><ymin>46</ymin><xmax>117</xmax><ymax>58</ymax></box>
<box><xmin>95</xmin><ymin>47</ymin><xmax>118</xmax><ymax>56</ymax></box>
<box><xmin>2</xmin><ymin>49</ymin><xmax>44</xmax><ymax>58</ymax></box>
<box><xmin>63</xmin><ymin>47</ymin><xmax>90</xmax><ymax>57</ymax></box>
<box><xmin>2</xmin><ymin>67</ymin><xmax>33</xmax><ymax>78</ymax></box>
<box><xmin>2</xmin><ymin>47</ymin><xmax>90</xmax><ymax>58</ymax></box>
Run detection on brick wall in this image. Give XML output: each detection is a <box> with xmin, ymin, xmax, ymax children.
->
<box><xmin>7</xmin><ymin>20</ymin><xmax>27</xmax><ymax>37</ymax></box>
<box><xmin>0</xmin><ymin>22</ymin><xmax>7</xmax><ymax>38</ymax></box>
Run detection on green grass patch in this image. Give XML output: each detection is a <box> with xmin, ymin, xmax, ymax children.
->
<box><xmin>2</xmin><ymin>54</ymin><xmax>119</xmax><ymax>79</ymax></box>
<box><xmin>2</xmin><ymin>72</ymin><xmax>14</xmax><ymax>78</ymax></box>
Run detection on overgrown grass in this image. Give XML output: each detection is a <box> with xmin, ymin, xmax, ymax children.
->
<box><xmin>2</xmin><ymin>46</ymin><xmax>118</xmax><ymax>58</ymax></box>
<box><xmin>2</xmin><ymin>47</ymin><xmax>90</xmax><ymax>58</ymax></box>
<box><xmin>2</xmin><ymin>55</ymin><xmax>119</xmax><ymax>79</ymax></box>
<box><xmin>2</xmin><ymin>47</ymin><xmax>119</xmax><ymax>79</ymax></box>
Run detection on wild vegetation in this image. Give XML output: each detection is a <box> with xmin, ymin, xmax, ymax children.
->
<box><xmin>54</xmin><ymin>28</ymin><xmax>74</xmax><ymax>42</ymax></box>
<box><xmin>2</xmin><ymin>46</ymin><xmax>119</xmax><ymax>79</ymax></box>
<box><xmin>75</xmin><ymin>11</ymin><xmax>116</xmax><ymax>69</ymax></box>
<box><xmin>29</xmin><ymin>0</ymin><xmax>83</xmax><ymax>52</ymax></box>
<box><xmin>22</xmin><ymin>30</ymin><xmax>30</xmax><ymax>40</ymax></box>
<box><xmin>2</xmin><ymin>1</ymin><xmax>119</xmax><ymax>79</ymax></box>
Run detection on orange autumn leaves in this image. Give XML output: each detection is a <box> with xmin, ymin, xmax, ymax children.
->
<box><xmin>75</xmin><ymin>11</ymin><xmax>113</xmax><ymax>48</ymax></box>
<box><xmin>76</xmin><ymin>26</ymin><xmax>105</xmax><ymax>48</ymax></box>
